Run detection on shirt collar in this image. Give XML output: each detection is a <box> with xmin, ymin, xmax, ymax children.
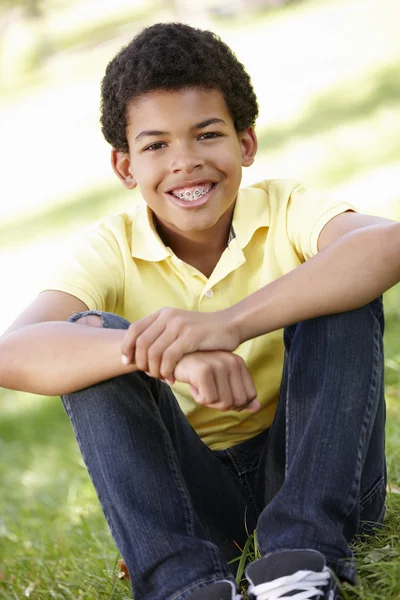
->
<box><xmin>130</xmin><ymin>182</ymin><xmax>270</xmax><ymax>260</ymax></box>
<box><xmin>230</xmin><ymin>183</ymin><xmax>270</xmax><ymax>249</ymax></box>
<box><xmin>130</xmin><ymin>203</ymin><xmax>171</xmax><ymax>261</ymax></box>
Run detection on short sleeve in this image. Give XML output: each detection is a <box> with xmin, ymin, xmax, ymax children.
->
<box><xmin>39</xmin><ymin>219</ymin><xmax>125</xmax><ymax>312</ymax></box>
<box><xmin>286</xmin><ymin>183</ymin><xmax>358</xmax><ymax>261</ymax></box>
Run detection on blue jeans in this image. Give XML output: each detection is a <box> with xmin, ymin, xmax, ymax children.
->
<box><xmin>62</xmin><ymin>299</ymin><xmax>386</xmax><ymax>599</ymax></box>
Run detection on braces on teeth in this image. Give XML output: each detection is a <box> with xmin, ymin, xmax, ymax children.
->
<box><xmin>176</xmin><ymin>186</ymin><xmax>212</xmax><ymax>200</ymax></box>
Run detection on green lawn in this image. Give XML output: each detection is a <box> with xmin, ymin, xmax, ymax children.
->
<box><xmin>1</xmin><ymin>0</ymin><xmax>400</xmax><ymax>597</ymax></box>
<box><xmin>0</xmin><ymin>288</ymin><xmax>399</xmax><ymax>599</ymax></box>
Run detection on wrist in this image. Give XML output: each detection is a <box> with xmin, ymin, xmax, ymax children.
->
<box><xmin>224</xmin><ymin>304</ymin><xmax>248</xmax><ymax>345</ymax></box>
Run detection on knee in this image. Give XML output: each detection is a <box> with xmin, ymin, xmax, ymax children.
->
<box><xmin>74</xmin><ymin>314</ymin><xmax>102</xmax><ymax>327</ymax></box>
<box><xmin>68</xmin><ymin>310</ymin><xmax>131</xmax><ymax>330</ymax></box>
<box><xmin>333</xmin><ymin>296</ymin><xmax>384</xmax><ymax>335</ymax></box>
<box><xmin>283</xmin><ymin>297</ymin><xmax>384</xmax><ymax>354</ymax></box>
<box><xmin>290</xmin><ymin>297</ymin><xmax>383</xmax><ymax>334</ymax></box>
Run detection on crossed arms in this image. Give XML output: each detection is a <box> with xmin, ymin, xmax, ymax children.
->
<box><xmin>0</xmin><ymin>212</ymin><xmax>399</xmax><ymax>410</ymax></box>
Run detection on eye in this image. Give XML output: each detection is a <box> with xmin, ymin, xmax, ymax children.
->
<box><xmin>198</xmin><ymin>132</ymin><xmax>223</xmax><ymax>141</ymax></box>
<box><xmin>143</xmin><ymin>142</ymin><xmax>166</xmax><ymax>152</ymax></box>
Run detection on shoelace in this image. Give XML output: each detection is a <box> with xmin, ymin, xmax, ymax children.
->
<box><xmin>248</xmin><ymin>567</ymin><xmax>332</xmax><ymax>600</ymax></box>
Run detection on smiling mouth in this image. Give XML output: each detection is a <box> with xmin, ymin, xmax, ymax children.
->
<box><xmin>168</xmin><ymin>183</ymin><xmax>216</xmax><ymax>202</ymax></box>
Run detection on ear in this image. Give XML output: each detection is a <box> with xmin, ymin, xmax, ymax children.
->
<box><xmin>239</xmin><ymin>127</ymin><xmax>258</xmax><ymax>167</ymax></box>
<box><xmin>111</xmin><ymin>149</ymin><xmax>137</xmax><ymax>190</ymax></box>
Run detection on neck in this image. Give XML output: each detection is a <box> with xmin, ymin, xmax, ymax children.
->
<box><xmin>154</xmin><ymin>208</ymin><xmax>234</xmax><ymax>277</ymax></box>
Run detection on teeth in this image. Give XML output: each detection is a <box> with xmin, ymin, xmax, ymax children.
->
<box><xmin>173</xmin><ymin>184</ymin><xmax>213</xmax><ymax>201</ymax></box>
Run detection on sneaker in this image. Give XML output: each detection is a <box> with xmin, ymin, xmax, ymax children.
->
<box><xmin>246</xmin><ymin>549</ymin><xmax>341</xmax><ymax>599</ymax></box>
<box><xmin>188</xmin><ymin>580</ymin><xmax>242</xmax><ymax>600</ymax></box>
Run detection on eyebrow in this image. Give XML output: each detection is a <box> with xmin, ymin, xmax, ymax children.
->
<box><xmin>134</xmin><ymin>118</ymin><xmax>226</xmax><ymax>142</ymax></box>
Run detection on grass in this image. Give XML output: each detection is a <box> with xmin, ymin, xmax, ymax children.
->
<box><xmin>1</xmin><ymin>0</ymin><xmax>400</xmax><ymax>597</ymax></box>
<box><xmin>256</xmin><ymin>61</ymin><xmax>400</xmax><ymax>188</ymax></box>
<box><xmin>233</xmin><ymin>494</ymin><xmax>400</xmax><ymax>600</ymax></box>
<box><xmin>0</xmin><ymin>289</ymin><xmax>399</xmax><ymax>599</ymax></box>
<box><xmin>0</xmin><ymin>394</ymin><xmax>129</xmax><ymax>599</ymax></box>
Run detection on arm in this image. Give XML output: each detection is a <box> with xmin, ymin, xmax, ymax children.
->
<box><xmin>230</xmin><ymin>216</ymin><xmax>400</xmax><ymax>343</ymax></box>
<box><xmin>119</xmin><ymin>214</ymin><xmax>400</xmax><ymax>379</ymax></box>
<box><xmin>0</xmin><ymin>291</ymin><xmax>136</xmax><ymax>396</ymax></box>
<box><xmin>0</xmin><ymin>290</ymin><xmax>258</xmax><ymax>411</ymax></box>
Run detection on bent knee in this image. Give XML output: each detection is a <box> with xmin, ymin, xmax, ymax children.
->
<box><xmin>74</xmin><ymin>314</ymin><xmax>103</xmax><ymax>327</ymax></box>
<box><xmin>68</xmin><ymin>310</ymin><xmax>130</xmax><ymax>330</ymax></box>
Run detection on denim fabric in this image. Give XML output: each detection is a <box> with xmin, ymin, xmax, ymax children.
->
<box><xmin>62</xmin><ymin>298</ymin><xmax>386</xmax><ymax>598</ymax></box>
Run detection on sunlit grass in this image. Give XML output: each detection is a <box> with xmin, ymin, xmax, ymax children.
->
<box><xmin>0</xmin><ymin>0</ymin><xmax>399</xmax><ymax>597</ymax></box>
<box><xmin>0</xmin><ymin>287</ymin><xmax>398</xmax><ymax>599</ymax></box>
<box><xmin>234</xmin><ymin>493</ymin><xmax>400</xmax><ymax>600</ymax></box>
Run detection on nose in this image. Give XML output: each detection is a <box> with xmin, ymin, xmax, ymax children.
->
<box><xmin>169</xmin><ymin>144</ymin><xmax>205</xmax><ymax>174</ymax></box>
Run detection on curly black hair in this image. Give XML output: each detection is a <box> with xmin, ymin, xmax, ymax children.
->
<box><xmin>100</xmin><ymin>22</ymin><xmax>259</xmax><ymax>152</ymax></box>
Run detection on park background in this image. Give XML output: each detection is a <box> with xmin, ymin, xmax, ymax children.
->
<box><xmin>0</xmin><ymin>0</ymin><xmax>399</xmax><ymax>598</ymax></box>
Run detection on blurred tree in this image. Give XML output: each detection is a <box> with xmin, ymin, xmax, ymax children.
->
<box><xmin>0</xmin><ymin>0</ymin><xmax>48</xmax><ymax>84</ymax></box>
<box><xmin>0</xmin><ymin>0</ymin><xmax>45</xmax><ymax>18</ymax></box>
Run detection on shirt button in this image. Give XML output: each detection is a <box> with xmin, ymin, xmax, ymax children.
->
<box><xmin>205</xmin><ymin>289</ymin><xmax>214</xmax><ymax>298</ymax></box>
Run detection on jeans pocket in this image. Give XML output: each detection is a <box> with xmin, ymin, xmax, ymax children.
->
<box><xmin>358</xmin><ymin>474</ymin><xmax>387</xmax><ymax>535</ymax></box>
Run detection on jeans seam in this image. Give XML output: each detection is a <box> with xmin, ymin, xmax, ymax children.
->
<box><xmin>367</xmin><ymin>297</ymin><xmax>384</xmax><ymax>322</ymax></box>
<box><xmin>359</xmin><ymin>475</ymin><xmax>386</xmax><ymax>508</ymax></box>
<box><xmin>327</xmin><ymin>558</ymin><xmax>355</xmax><ymax>584</ymax></box>
<box><xmin>169</xmin><ymin>575</ymin><xmax>235</xmax><ymax>600</ymax></box>
<box><xmin>240</xmin><ymin>472</ymin><xmax>260</xmax><ymax>523</ymax></box>
<box><xmin>226</xmin><ymin>448</ymin><xmax>246</xmax><ymax>477</ymax></box>
<box><xmin>346</xmin><ymin>317</ymin><xmax>382</xmax><ymax>516</ymax></box>
<box><xmin>159</xmin><ymin>414</ymin><xmax>196</xmax><ymax>539</ymax></box>
<box><xmin>284</xmin><ymin>368</ymin><xmax>290</xmax><ymax>479</ymax></box>
<box><xmin>226</xmin><ymin>449</ymin><xmax>259</xmax><ymax>522</ymax></box>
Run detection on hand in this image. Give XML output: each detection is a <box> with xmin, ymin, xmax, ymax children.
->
<box><xmin>173</xmin><ymin>351</ymin><xmax>260</xmax><ymax>413</ymax></box>
<box><xmin>121</xmin><ymin>308</ymin><xmax>240</xmax><ymax>383</ymax></box>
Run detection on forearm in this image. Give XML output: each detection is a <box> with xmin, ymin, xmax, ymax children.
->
<box><xmin>229</xmin><ymin>222</ymin><xmax>400</xmax><ymax>342</ymax></box>
<box><xmin>0</xmin><ymin>322</ymin><xmax>137</xmax><ymax>396</ymax></box>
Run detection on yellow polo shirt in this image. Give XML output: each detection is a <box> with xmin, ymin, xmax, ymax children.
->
<box><xmin>41</xmin><ymin>179</ymin><xmax>356</xmax><ymax>450</ymax></box>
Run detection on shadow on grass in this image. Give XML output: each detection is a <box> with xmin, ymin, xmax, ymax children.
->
<box><xmin>0</xmin><ymin>392</ymin><xmax>122</xmax><ymax>596</ymax></box>
<box><xmin>257</xmin><ymin>61</ymin><xmax>400</xmax><ymax>153</ymax></box>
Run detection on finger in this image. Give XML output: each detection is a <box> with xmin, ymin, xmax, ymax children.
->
<box><xmin>189</xmin><ymin>383</ymin><xmax>200</xmax><ymax>401</ymax></box>
<box><xmin>121</xmin><ymin>313</ymin><xmax>159</xmax><ymax>364</ymax></box>
<box><xmin>211</xmin><ymin>362</ymin><xmax>235</xmax><ymax>411</ymax></box>
<box><xmin>159</xmin><ymin>334</ymin><xmax>195</xmax><ymax>382</ymax></box>
<box><xmin>227</xmin><ymin>359</ymin><xmax>250</xmax><ymax>410</ymax></box>
<box><xmin>146</xmin><ymin>330</ymin><xmax>179</xmax><ymax>379</ymax></box>
<box><xmin>195</xmin><ymin>367</ymin><xmax>219</xmax><ymax>407</ymax></box>
<box><xmin>144</xmin><ymin>371</ymin><xmax>171</xmax><ymax>385</ymax></box>
<box><xmin>206</xmin><ymin>395</ymin><xmax>260</xmax><ymax>413</ymax></box>
<box><xmin>239</xmin><ymin>361</ymin><xmax>258</xmax><ymax>405</ymax></box>
<box><xmin>246</xmin><ymin>399</ymin><xmax>261</xmax><ymax>412</ymax></box>
<box><xmin>134</xmin><ymin>321</ymin><xmax>167</xmax><ymax>372</ymax></box>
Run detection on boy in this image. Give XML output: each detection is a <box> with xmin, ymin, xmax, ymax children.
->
<box><xmin>0</xmin><ymin>22</ymin><xmax>399</xmax><ymax>600</ymax></box>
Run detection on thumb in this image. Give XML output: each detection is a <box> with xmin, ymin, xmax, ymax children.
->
<box><xmin>189</xmin><ymin>383</ymin><xmax>200</xmax><ymax>401</ymax></box>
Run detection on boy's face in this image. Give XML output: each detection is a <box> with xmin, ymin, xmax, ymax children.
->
<box><xmin>112</xmin><ymin>88</ymin><xmax>257</xmax><ymax>237</ymax></box>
